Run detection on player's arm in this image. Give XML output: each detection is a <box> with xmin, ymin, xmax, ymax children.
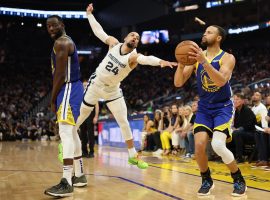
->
<box><xmin>51</xmin><ymin>38</ymin><xmax>72</xmax><ymax>112</ymax></box>
<box><xmin>86</xmin><ymin>3</ymin><xmax>119</xmax><ymax>49</ymax></box>
<box><xmin>189</xmin><ymin>47</ymin><xmax>235</xmax><ymax>87</ymax></box>
<box><xmin>174</xmin><ymin>63</ymin><xmax>195</xmax><ymax>87</ymax></box>
<box><xmin>128</xmin><ymin>53</ymin><xmax>177</xmax><ymax>69</ymax></box>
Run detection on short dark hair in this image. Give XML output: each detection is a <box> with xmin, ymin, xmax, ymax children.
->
<box><xmin>47</xmin><ymin>15</ymin><xmax>64</xmax><ymax>23</ymax></box>
<box><xmin>234</xmin><ymin>93</ymin><xmax>245</xmax><ymax>99</ymax></box>
<box><xmin>212</xmin><ymin>25</ymin><xmax>226</xmax><ymax>44</ymax></box>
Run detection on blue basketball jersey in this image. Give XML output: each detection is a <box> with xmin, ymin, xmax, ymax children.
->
<box><xmin>195</xmin><ymin>50</ymin><xmax>232</xmax><ymax>104</ymax></box>
<box><xmin>51</xmin><ymin>35</ymin><xmax>81</xmax><ymax>82</ymax></box>
<box><xmin>50</xmin><ymin>35</ymin><xmax>84</xmax><ymax>125</ymax></box>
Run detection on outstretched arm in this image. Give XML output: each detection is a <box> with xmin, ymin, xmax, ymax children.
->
<box><xmin>86</xmin><ymin>3</ymin><xmax>119</xmax><ymax>48</ymax></box>
<box><xmin>129</xmin><ymin>53</ymin><xmax>177</xmax><ymax>69</ymax></box>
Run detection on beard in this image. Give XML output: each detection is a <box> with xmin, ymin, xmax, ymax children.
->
<box><xmin>201</xmin><ymin>40</ymin><xmax>208</xmax><ymax>48</ymax></box>
<box><xmin>52</xmin><ymin>31</ymin><xmax>63</xmax><ymax>40</ymax></box>
<box><xmin>201</xmin><ymin>38</ymin><xmax>214</xmax><ymax>48</ymax></box>
<box><xmin>127</xmin><ymin>42</ymin><xmax>135</xmax><ymax>49</ymax></box>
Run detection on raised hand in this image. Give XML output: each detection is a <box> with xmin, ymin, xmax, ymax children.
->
<box><xmin>86</xmin><ymin>3</ymin><xmax>94</xmax><ymax>15</ymax></box>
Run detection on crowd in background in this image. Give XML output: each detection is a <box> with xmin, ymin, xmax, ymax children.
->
<box><xmin>140</xmin><ymin>91</ymin><xmax>270</xmax><ymax>171</ymax></box>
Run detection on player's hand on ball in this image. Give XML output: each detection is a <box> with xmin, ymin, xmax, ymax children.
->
<box><xmin>188</xmin><ymin>46</ymin><xmax>207</xmax><ymax>64</ymax></box>
<box><xmin>86</xmin><ymin>3</ymin><xmax>94</xmax><ymax>15</ymax></box>
<box><xmin>160</xmin><ymin>60</ymin><xmax>178</xmax><ymax>68</ymax></box>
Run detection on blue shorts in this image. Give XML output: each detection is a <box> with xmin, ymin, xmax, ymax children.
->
<box><xmin>56</xmin><ymin>81</ymin><xmax>84</xmax><ymax>125</ymax></box>
<box><xmin>194</xmin><ymin>99</ymin><xmax>234</xmax><ymax>142</ymax></box>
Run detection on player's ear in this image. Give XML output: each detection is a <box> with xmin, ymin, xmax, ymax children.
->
<box><xmin>217</xmin><ymin>35</ymin><xmax>222</xmax><ymax>43</ymax></box>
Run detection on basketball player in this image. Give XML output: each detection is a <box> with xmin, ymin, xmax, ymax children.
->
<box><xmin>44</xmin><ymin>15</ymin><xmax>87</xmax><ymax>197</ymax></box>
<box><xmin>75</xmin><ymin>3</ymin><xmax>177</xmax><ymax>169</ymax></box>
<box><xmin>174</xmin><ymin>25</ymin><xmax>246</xmax><ymax>196</ymax></box>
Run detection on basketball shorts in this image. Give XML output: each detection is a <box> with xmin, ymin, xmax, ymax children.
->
<box><xmin>83</xmin><ymin>74</ymin><xmax>123</xmax><ymax>107</ymax></box>
<box><xmin>56</xmin><ymin>81</ymin><xmax>84</xmax><ymax>125</ymax></box>
<box><xmin>193</xmin><ymin>99</ymin><xmax>234</xmax><ymax>142</ymax></box>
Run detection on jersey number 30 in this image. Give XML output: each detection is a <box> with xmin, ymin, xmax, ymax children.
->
<box><xmin>105</xmin><ymin>61</ymin><xmax>119</xmax><ymax>75</ymax></box>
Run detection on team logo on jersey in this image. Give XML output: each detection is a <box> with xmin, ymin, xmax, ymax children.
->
<box><xmin>200</xmin><ymin>69</ymin><xmax>220</xmax><ymax>92</ymax></box>
<box><xmin>108</xmin><ymin>53</ymin><xmax>126</xmax><ymax>68</ymax></box>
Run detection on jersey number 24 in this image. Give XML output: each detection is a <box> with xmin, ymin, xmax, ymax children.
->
<box><xmin>105</xmin><ymin>61</ymin><xmax>119</xmax><ymax>75</ymax></box>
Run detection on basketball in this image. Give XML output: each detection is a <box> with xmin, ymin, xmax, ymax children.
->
<box><xmin>175</xmin><ymin>40</ymin><xmax>199</xmax><ymax>65</ymax></box>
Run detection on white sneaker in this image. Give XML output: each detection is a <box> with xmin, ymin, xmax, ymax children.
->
<box><xmin>153</xmin><ymin>149</ymin><xmax>163</xmax><ymax>155</ymax></box>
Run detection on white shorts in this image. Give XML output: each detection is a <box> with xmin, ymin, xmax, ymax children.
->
<box><xmin>83</xmin><ymin>75</ymin><xmax>123</xmax><ymax>107</ymax></box>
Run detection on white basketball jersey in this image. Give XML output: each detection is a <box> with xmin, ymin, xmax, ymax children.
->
<box><xmin>95</xmin><ymin>43</ymin><xmax>136</xmax><ymax>86</ymax></box>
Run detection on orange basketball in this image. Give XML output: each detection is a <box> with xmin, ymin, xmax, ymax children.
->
<box><xmin>175</xmin><ymin>40</ymin><xmax>199</xmax><ymax>65</ymax></box>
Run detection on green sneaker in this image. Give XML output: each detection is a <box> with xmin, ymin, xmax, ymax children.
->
<box><xmin>128</xmin><ymin>156</ymin><xmax>149</xmax><ymax>169</ymax></box>
<box><xmin>58</xmin><ymin>143</ymin><xmax>63</xmax><ymax>163</ymax></box>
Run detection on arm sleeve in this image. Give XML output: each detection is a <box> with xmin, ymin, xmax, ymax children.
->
<box><xmin>87</xmin><ymin>14</ymin><xmax>109</xmax><ymax>43</ymax></box>
<box><xmin>136</xmin><ymin>55</ymin><xmax>161</xmax><ymax>66</ymax></box>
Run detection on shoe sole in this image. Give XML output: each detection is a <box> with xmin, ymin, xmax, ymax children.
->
<box><xmin>45</xmin><ymin>191</ymin><xmax>73</xmax><ymax>197</ymax></box>
<box><xmin>197</xmin><ymin>184</ymin><xmax>215</xmax><ymax>196</ymax></box>
<box><xmin>231</xmin><ymin>186</ymin><xmax>247</xmax><ymax>197</ymax></box>
<box><xmin>73</xmin><ymin>182</ymin><xmax>87</xmax><ymax>187</ymax></box>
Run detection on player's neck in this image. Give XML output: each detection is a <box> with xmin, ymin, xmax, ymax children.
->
<box><xmin>206</xmin><ymin>45</ymin><xmax>220</xmax><ymax>57</ymax></box>
<box><xmin>55</xmin><ymin>32</ymin><xmax>67</xmax><ymax>41</ymax></box>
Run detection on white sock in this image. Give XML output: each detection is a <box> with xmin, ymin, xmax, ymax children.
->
<box><xmin>74</xmin><ymin>158</ymin><xmax>84</xmax><ymax>177</ymax></box>
<box><xmin>63</xmin><ymin>165</ymin><xmax>73</xmax><ymax>185</ymax></box>
<box><xmin>128</xmin><ymin>147</ymin><xmax>137</xmax><ymax>158</ymax></box>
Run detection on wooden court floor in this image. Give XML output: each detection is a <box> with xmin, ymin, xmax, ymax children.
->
<box><xmin>0</xmin><ymin>141</ymin><xmax>269</xmax><ymax>200</ymax></box>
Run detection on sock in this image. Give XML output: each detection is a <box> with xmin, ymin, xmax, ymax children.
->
<box><xmin>63</xmin><ymin>165</ymin><xmax>73</xmax><ymax>185</ymax></box>
<box><xmin>201</xmin><ymin>168</ymin><xmax>212</xmax><ymax>182</ymax></box>
<box><xmin>128</xmin><ymin>147</ymin><xmax>137</xmax><ymax>158</ymax></box>
<box><xmin>74</xmin><ymin>158</ymin><xmax>84</xmax><ymax>177</ymax></box>
<box><xmin>231</xmin><ymin>168</ymin><xmax>244</xmax><ymax>182</ymax></box>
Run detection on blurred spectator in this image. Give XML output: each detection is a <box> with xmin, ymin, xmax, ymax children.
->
<box><xmin>184</xmin><ymin>100</ymin><xmax>198</xmax><ymax>158</ymax></box>
<box><xmin>232</xmin><ymin>93</ymin><xmax>256</xmax><ymax>163</ymax></box>
<box><xmin>251</xmin><ymin>92</ymin><xmax>269</xmax><ymax>168</ymax></box>
<box><xmin>160</xmin><ymin>103</ymin><xmax>179</xmax><ymax>155</ymax></box>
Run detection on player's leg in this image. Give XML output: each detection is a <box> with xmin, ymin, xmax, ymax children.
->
<box><xmin>75</xmin><ymin>78</ymin><xmax>99</xmax><ymax>130</ymax></box>
<box><xmin>213</xmin><ymin>104</ymin><xmax>246</xmax><ymax>197</ymax></box>
<box><xmin>106</xmin><ymin>97</ymin><xmax>148</xmax><ymax>169</ymax></box>
<box><xmin>72</xmin><ymin>125</ymin><xmax>87</xmax><ymax>187</ymax></box>
<box><xmin>194</xmin><ymin>109</ymin><xmax>215</xmax><ymax>196</ymax></box>
<box><xmin>45</xmin><ymin>122</ymin><xmax>74</xmax><ymax>197</ymax></box>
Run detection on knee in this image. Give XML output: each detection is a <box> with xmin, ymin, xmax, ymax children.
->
<box><xmin>211</xmin><ymin>139</ymin><xmax>225</xmax><ymax>155</ymax></box>
<box><xmin>195</xmin><ymin>141</ymin><xmax>206</xmax><ymax>156</ymax></box>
